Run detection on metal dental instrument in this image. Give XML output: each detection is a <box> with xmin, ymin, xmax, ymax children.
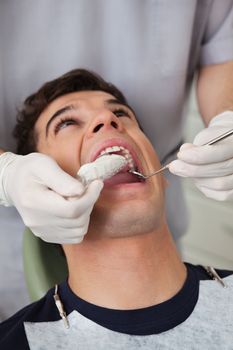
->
<box><xmin>130</xmin><ymin>128</ymin><xmax>233</xmax><ymax>180</ymax></box>
<box><xmin>202</xmin><ymin>128</ymin><xmax>233</xmax><ymax>145</ymax></box>
<box><xmin>130</xmin><ymin>164</ymin><xmax>169</xmax><ymax>179</ymax></box>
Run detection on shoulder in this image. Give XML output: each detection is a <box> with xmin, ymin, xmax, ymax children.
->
<box><xmin>0</xmin><ymin>287</ymin><xmax>59</xmax><ymax>349</ymax></box>
<box><xmin>188</xmin><ymin>264</ymin><xmax>233</xmax><ymax>328</ymax></box>
<box><xmin>196</xmin><ymin>0</ymin><xmax>233</xmax><ymax>65</ymax></box>
<box><xmin>188</xmin><ymin>263</ymin><xmax>233</xmax><ymax>303</ymax></box>
<box><xmin>190</xmin><ymin>263</ymin><xmax>233</xmax><ymax>280</ymax></box>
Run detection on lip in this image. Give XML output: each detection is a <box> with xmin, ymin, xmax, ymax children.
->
<box><xmin>88</xmin><ymin>137</ymin><xmax>144</xmax><ymax>173</ymax></box>
<box><xmin>103</xmin><ymin>181</ymin><xmax>146</xmax><ymax>193</ymax></box>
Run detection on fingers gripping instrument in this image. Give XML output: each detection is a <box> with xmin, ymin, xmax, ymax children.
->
<box><xmin>0</xmin><ymin>152</ymin><xmax>106</xmax><ymax>244</ymax></box>
<box><xmin>168</xmin><ymin>111</ymin><xmax>233</xmax><ymax>201</ymax></box>
<box><xmin>130</xmin><ymin>127</ymin><xmax>233</xmax><ymax>180</ymax></box>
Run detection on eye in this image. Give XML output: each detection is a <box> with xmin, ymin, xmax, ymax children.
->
<box><xmin>54</xmin><ymin>117</ymin><xmax>78</xmax><ymax>134</ymax></box>
<box><xmin>113</xmin><ymin>108</ymin><xmax>131</xmax><ymax>118</ymax></box>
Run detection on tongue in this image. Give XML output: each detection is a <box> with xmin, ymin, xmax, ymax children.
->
<box><xmin>104</xmin><ymin>172</ymin><xmax>139</xmax><ymax>186</ymax></box>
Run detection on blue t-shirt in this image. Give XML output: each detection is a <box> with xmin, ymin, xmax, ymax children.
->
<box><xmin>0</xmin><ymin>263</ymin><xmax>232</xmax><ymax>349</ymax></box>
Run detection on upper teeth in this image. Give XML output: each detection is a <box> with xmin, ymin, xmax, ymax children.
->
<box><xmin>99</xmin><ymin>145</ymin><xmax>135</xmax><ymax>170</ymax></box>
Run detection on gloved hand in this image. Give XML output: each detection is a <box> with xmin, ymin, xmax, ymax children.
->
<box><xmin>168</xmin><ymin>111</ymin><xmax>233</xmax><ymax>201</ymax></box>
<box><xmin>0</xmin><ymin>152</ymin><xmax>103</xmax><ymax>243</ymax></box>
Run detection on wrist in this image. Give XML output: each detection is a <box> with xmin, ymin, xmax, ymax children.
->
<box><xmin>209</xmin><ymin>110</ymin><xmax>233</xmax><ymax>127</ymax></box>
<box><xmin>0</xmin><ymin>152</ymin><xmax>22</xmax><ymax>206</ymax></box>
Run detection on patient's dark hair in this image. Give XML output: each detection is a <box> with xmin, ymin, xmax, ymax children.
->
<box><xmin>13</xmin><ymin>69</ymin><xmax>128</xmax><ymax>155</ymax></box>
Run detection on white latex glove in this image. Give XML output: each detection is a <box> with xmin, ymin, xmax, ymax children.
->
<box><xmin>169</xmin><ymin>111</ymin><xmax>233</xmax><ymax>201</ymax></box>
<box><xmin>0</xmin><ymin>152</ymin><xmax>103</xmax><ymax>243</ymax></box>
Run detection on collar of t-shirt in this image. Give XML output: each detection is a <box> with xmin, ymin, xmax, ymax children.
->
<box><xmin>57</xmin><ymin>263</ymin><xmax>215</xmax><ymax>336</ymax></box>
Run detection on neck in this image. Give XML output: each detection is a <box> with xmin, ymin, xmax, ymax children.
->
<box><xmin>64</xmin><ymin>225</ymin><xmax>186</xmax><ymax>310</ymax></box>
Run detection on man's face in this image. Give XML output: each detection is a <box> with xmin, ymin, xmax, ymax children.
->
<box><xmin>35</xmin><ymin>91</ymin><xmax>166</xmax><ymax>239</ymax></box>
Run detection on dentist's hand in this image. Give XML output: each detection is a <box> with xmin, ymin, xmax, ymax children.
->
<box><xmin>0</xmin><ymin>152</ymin><xmax>103</xmax><ymax>243</ymax></box>
<box><xmin>169</xmin><ymin>111</ymin><xmax>233</xmax><ymax>201</ymax></box>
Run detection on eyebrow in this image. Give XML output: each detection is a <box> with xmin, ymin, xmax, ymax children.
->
<box><xmin>46</xmin><ymin>105</ymin><xmax>77</xmax><ymax>136</ymax></box>
<box><xmin>105</xmin><ymin>98</ymin><xmax>137</xmax><ymax>117</ymax></box>
<box><xmin>45</xmin><ymin>97</ymin><xmax>137</xmax><ymax>137</ymax></box>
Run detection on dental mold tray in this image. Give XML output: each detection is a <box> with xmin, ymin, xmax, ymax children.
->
<box><xmin>77</xmin><ymin>154</ymin><xmax>127</xmax><ymax>185</ymax></box>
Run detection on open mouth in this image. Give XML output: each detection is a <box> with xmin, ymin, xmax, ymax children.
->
<box><xmin>95</xmin><ymin>145</ymin><xmax>144</xmax><ymax>186</ymax></box>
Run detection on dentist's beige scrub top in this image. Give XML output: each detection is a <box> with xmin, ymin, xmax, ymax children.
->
<box><xmin>0</xmin><ymin>0</ymin><xmax>233</xmax><ymax>318</ymax></box>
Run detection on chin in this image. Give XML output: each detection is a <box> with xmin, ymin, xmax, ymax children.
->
<box><xmin>88</xmin><ymin>198</ymin><xmax>165</xmax><ymax>240</ymax></box>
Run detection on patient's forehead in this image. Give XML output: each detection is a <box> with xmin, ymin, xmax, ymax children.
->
<box><xmin>41</xmin><ymin>90</ymin><xmax>116</xmax><ymax>118</ymax></box>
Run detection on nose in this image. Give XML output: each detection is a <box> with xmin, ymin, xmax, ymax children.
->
<box><xmin>86</xmin><ymin>109</ymin><xmax>124</xmax><ymax>137</ymax></box>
